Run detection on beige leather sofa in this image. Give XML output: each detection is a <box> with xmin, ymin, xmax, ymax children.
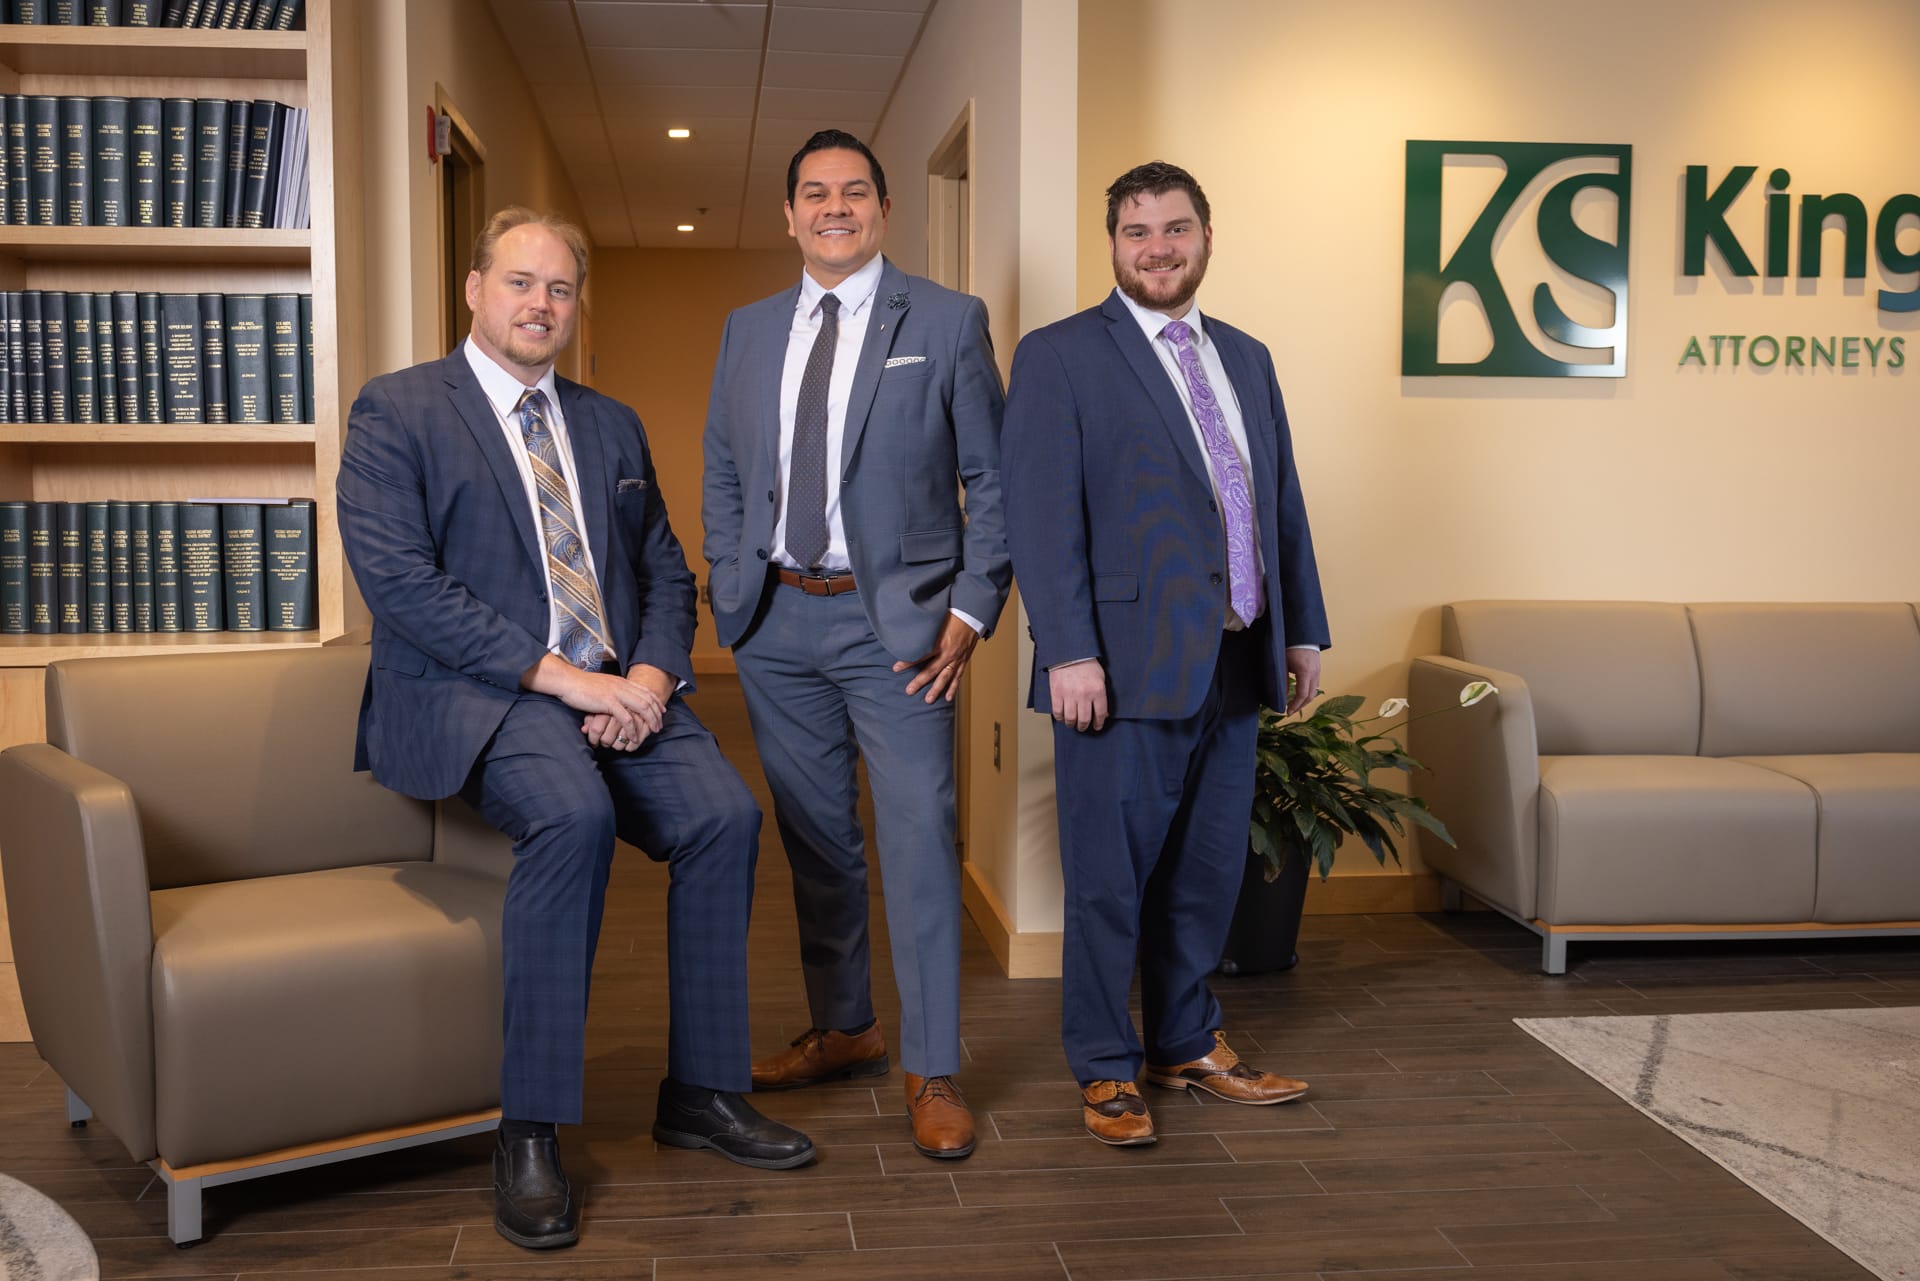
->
<box><xmin>1410</xmin><ymin>601</ymin><xmax>1920</xmax><ymax>973</ymax></box>
<box><xmin>0</xmin><ymin>645</ymin><xmax>513</xmax><ymax>1244</ymax></box>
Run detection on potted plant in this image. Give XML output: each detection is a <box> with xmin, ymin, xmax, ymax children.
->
<box><xmin>1218</xmin><ymin>679</ymin><xmax>1497</xmax><ymax>975</ymax></box>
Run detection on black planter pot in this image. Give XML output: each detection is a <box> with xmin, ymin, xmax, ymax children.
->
<box><xmin>1217</xmin><ymin>846</ymin><xmax>1310</xmax><ymax>976</ymax></box>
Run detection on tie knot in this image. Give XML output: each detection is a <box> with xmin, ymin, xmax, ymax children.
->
<box><xmin>818</xmin><ymin>293</ymin><xmax>841</xmax><ymax>319</ymax></box>
<box><xmin>517</xmin><ymin>387</ymin><xmax>549</xmax><ymax>421</ymax></box>
<box><xmin>1162</xmin><ymin>319</ymin><xmax>1194</xmax><ymax>348</ymax></box>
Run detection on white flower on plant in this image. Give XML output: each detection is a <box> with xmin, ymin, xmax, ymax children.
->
<box><xmin>1376</xmin><ymin>697</ymin><xmax>1409</xmax><ymax>718</ymax></box>
<box><xmin>1459</xmin><ymin>680</ymin><xmax>1498</xmax><ymax>708</ymax></box>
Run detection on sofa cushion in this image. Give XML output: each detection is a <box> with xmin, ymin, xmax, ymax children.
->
<box><xmin>150</xmin><ymin>863</ymin><xmax>503</xmax><ymax>1168</ymax></box>
<box><xmin>1443</xmin><ymin>602</ymin><xmax>1700</xmax><ymax>756</ymax></box>
<box><xmin>1735</xmin><ymin>754</ymin><xmax>1920</xmax><ymax>923</ymax></box>
<box><xmin>1693</xmin><ymin>603</ymin><xmax>1920</xmax><ymax>758</ymax></box>
<box><xmin>1538</xmin><ymin>755</ymin><xmax>1815</xmax><ymax>924</ymax></box>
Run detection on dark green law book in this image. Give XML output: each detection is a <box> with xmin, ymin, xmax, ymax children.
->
<box><xmin>213</xmin><ymin>0</ymin><xmax>237</xmax><ymax>26</ymax></box>
<box><xmin>111</xmin><ymin>291</ymin><xmax>140</xmax><ymax>423</ymax></box>
<box><xmin>0</xmin><ymin>97</ymin><xmax>10</xmax><ymax>227</ymax></box>
<box><xmin>137</xmin><ymin>291</ymin><xmax>163</xmax><ymax>421</ymax></box>
<box><xmin>265</xmin><ymin>292</ymin><xmax>299</xmax><ymax>423</ymax></box>
<box><xmin>0</xmin><ymin>293</ymin><xmax>9</xmax><ymax>422</ymax></box>
<box><xmin>5</xmin><ymin>95</ymin><xmax>28</xmax><ymax>226</ymax></box>
<box><xmin>57</xmin><ymin>95</ymin><xmax>90</xmax><ymax>226</ymax></box>
<box><xmin>176</xmin><ymin>0</ymin><xmax>205</xmax><ymax>28</ymax></box>
<box><xmin>159</xmin><ymin>0</ymin><xmax>186</xmax><ymax>24</ymax></box>
<box><xmin>271</xmin><ymin>0</ymin><xmax>299</xmax><ymax>29</ymax></box>
<box><xmin>178</xmin><ymin>501</ymin><xmax>222</xmax><ymax>631</ymax></box>
<box><xmin>240</xmin><ymin>98</ymin><xmax>284</xmax><ymax>229</ymax></box>
<box><xmin>0</xmin><ymin>501</ymin><xmax>26</xmax><ymax>635</ymax></box>
<box><xmin>79</xmin><ymin>500</ymin><xmax>105</xmax><ymax>632</ymax></box>
<box><xmin>93</xmin><ymin>0</ymin><xmax>127</xmax><ymax>23</ymax></box>
<box><xmin>161</xmin><ymin>96</ymin><xmax>191</xmax><ymax>227</ymax></box>
<box><xmin>130</xmin><ymin>500</ymin><xmax>152</xmax><ymax>631</ymax></box>
<box><xmin>56</xmin><ymin>502</ymin><xmax>84</xmax><ymax>633</ymax></box>
<box><xmin>224</xmin><ymin>292</ymin><xmax>267</xmax><ymax>423</ymax></box>
<box><xmin>92</xmin><ymin>291</ymin><xmax>117</xmax><ymax>423</ymax></box>
<box><xmin>231</xmin><ymin>0</ymin><xmax>257</xmax><ymax>26</ymax></box>
<box><xmin>219</xmin><ymin>502</ymin><xmax>263</xmax><ymax>631</ymax></box>
<box><xmin>222</xmin><ymin>99</ymin><xmax>248</xmax><ymax>227</ymax></box>
<box><xmin>43</xmin><ymin>289</ymin><xmax>68</xmax><ymax>422</ymax></box>
<box><xmin>67</xmin><ymin>292</ymin><xmax>95</xmax><ymax>423</ymax></box>
<box><xmin>26</xmin><ymin>501</ymin><xmax>55</xmax><ymax>634</ymax></box>
<box><xmin>91</xmin><ymin>96</ymin><xmax>128</xmax><ymax>227</ymax></box>
<box><xmin>7</xmin><ymin>291</ymin><xmax>27</xmax><ymax>422</ymax></box>
<box><xmin>12</xmin><ymin>1</ymin><xmax>51</xmax><ymax>23</ymax></box>
<box><xmin>50</xmin><ymin>0</ymin><xmax>81</xmax><ymax>19</ymax></box>
<box><xmin>126</xmin><ymin>0</ymin><xmax>156</xmax><ymax>24</ymax></box>
<box><xmin>128</xmin><ymin>97</ymin><xmax>160</xmax><ymax>226</ymax></box>
<box><xmin>160</xmin><ymin>292</ymin><xmax>202</xmax><ymax>422</ymax></box>
<box><xmin>27</xmin><ymin>95</ymin><xmax>58</xmax><ymax>226</ymax></box>
<box><xmin>191</xmin><ymin>98</ymin><xmax>226</xmax><ymax>227</ymax></box>
<box><xmin>152</xmin><ymin>500</ymin><xmax>180</xmax><ymax>630</ymax></box>
<box><xmin>108</xmin><ymin>499</ymin><xmax>130</xmax><ymax>631</ymax></box>
<box><xmin>245</xmin><ymin>0</ymin><xmax>270</xmax><ymax>26</ymax></box>
<box><xmin>22</xmin><ymin>290</ymin><xmax>44</xmax><ymax>424</ymax></box>
<box><xmin>198</xmin><ymin>293</ymin><xmax>226</xmax><ymax>422</ymax></box>
<box><xmin>263</xmin><ymin>498</ymin><xmax>312</xmax><ymax>630</ymax></box>
<box><xmin>297</xmin><ymin>292</ymin><xmax>312</xmax><ymax>422</ymax></box>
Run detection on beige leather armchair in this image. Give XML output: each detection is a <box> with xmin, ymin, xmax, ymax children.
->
<box><xmin>0</xmin><ymin>645</ymin><xmax>513</xmax><ymax>1245</ymax></box>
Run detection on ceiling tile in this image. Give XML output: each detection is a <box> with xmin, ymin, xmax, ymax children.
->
<box><xmin>589</xmin><ymin>47</ymin><xmax>763</xmax><ymax>86</ymax></box>
<box><xmin>574</xmin><ymin>2</ymin><xmax>767</xmax><ymax>50</ymax></box>
<box><xmin>604</xmin><ymin>114</ymin><xmax>756</xmax><ymax>149</ymax></box>
<box><xmin>529</xmin><ymin>81</ymin><xmax>604</xmax><ymax>117</ymax></box>
<box><xmin>783</xmin><ymin>0</ymin><xmax>930</xmax><ymax>9</ymax></box>
<box><xmin>597</xmin><ymin>84</ymin><xmax>760</xmax><ymax>119</ymax></box>
<box><xmin>587</xmin><ymin>212</ymin><xmax>635</xmax><ymax>248</ymax></box>
<box><xmin>762</xmin><ymin>50</ymin><xmax>901</xmax><ymax>93</ymax></box>
<box><xmin>485</xmin><ymin>0</ymin><xmax>573</xmax><ymax>47</ymax></box>
<box><xmin>756</xmin><ymin>86</ymin><xmax>888</xmax><ymax>119</ymax></box>
<box><xmin>613</xmin><ymin>138</ymin><xmax>754</xmax><ymax>172</ymax></box>
<box><xmin>768</xmin><ymin>4</ymin><xmax>924</xmax><ymax>57</ymax></box>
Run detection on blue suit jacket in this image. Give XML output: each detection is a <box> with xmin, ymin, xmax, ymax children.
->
<box><xmin>1003</xmin><ymin>292</ymin><xmax>1330</xmax><ymax>720</ymax></box>
<box><xmin>337</xmin><ymin>350</ymin><xmax>696</xmax><ymax>801</ymax></box>
<box><xmin>700</xmin><ymin>258</ymin><xmax>1011</xmax><ymax>662</ymax></box>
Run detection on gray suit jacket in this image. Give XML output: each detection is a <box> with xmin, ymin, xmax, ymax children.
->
<box><xmin>701</xmin><ymin>258</ymin><xmax>1011</xmax><ymax>661</ymax></box>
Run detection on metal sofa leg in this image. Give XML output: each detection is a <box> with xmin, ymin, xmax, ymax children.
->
<box><xmin>165</xmin><ymin>1171</ymin><xmax>204</xmax><ymax>1247</ymax></box>
<box><xmin>65</xmin><ymin>1087</ymin><xmax>92</xmax><ymax>1127</ymax></box>
<box><xmin>1543</xmin><ymin>933</ymin><xmax>1568</xmax><ymax>975</ymax></box>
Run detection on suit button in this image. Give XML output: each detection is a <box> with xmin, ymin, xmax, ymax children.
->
<box><xmin>1209</xmin><ymin>500</ymin><xmax>1218</xmax><ymax>513</ymax></box>
<box><xmin>767</xmin><ymin>489</ymin><xmax>776</xmax><ymax>502</ymax></box>
<box><xmin>1209</xmin><ymin>572</ymin><xmax>1223</xmax><ymax>584</ymax></box>
<box><xmin>756</xmin><ymin>548</ymin><xmax>768</xmax><ymax>560</ymax></box>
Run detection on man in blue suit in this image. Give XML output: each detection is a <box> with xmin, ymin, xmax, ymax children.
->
<box><xmin>1003</xmin><ymin>163</ymin><xmax>1330</xmax><ymax>1146</ymax></box>
<box><xmin>702</xmin><ymin>131</ymin><xmax>1009</xmax><ymax>1160</ymax></box>
<box><xmin>338</xmin><ymin>207</ymin><xmax>813</xmax><ymax>1252</ymax></box>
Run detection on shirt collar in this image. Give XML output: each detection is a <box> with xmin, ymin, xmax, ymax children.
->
<box><xmin>1113</xmin><ymin>286</ymin><xmax>1212</xmax><ymax>351</ymax></box>
<box><xmin>799</xmin><ymin>252</ymin><xmax>886</xmax><ymax>320</ymax></box>
<box><xmin>463</xmin><ymin>336</ymin><xmax>560</xmax><ymax>420</ymax></box>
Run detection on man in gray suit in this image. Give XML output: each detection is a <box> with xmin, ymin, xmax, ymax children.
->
<box><xmin>703</xmin><ymin>129</ymin><xmax>1010</xmax><ymax>1160</ymax></box>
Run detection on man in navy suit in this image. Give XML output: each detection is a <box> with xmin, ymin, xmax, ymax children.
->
<box><xmin>338</xmin><ymin>207</ymin><xmax>813</xmax><ymax>1252</ymax></box>
<box><xmin>1003</xmin><ymin>163</ymin><xmax>1330</xmax><ymax>1146</ymax></box>
<box><xmin>702</xmin><ymin>131</ymin><xmax>1009</xmax><ymax>1160</ymax></box>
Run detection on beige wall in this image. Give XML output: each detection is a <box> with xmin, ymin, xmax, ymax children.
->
<box><xmin>1080</xmin><ymin>0</ymin><xmax>1920</xmax><ymax>878</ymax></box>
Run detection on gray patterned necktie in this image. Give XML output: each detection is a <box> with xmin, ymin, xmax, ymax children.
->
<box><xmin>517</xmin><ymin>388</ymin><xmax>612</xmax><ymax>669</ymax></box>
<box><xmin>786</xmin><ymin>292</ymin><xmax>840</xmax><ymax>568</ymax></box>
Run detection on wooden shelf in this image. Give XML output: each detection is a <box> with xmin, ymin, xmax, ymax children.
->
<box><xmin>0</xmin><ymin>226</ymin><xmax>310</xmax><ymax>263</ymax></box>
<box><xmin>0</xmin><ymin>25</ymin><xmax>305</xmax><ymax>79</ymax></box>
<box><xmin>0</xmin><ymin>629</ymin><xmax>320</xmax><ymax>668</ymax></box>
<box><xmin>0</xmin><ymin>422</ymin><xmax>314</xmax><ymax>443</ymax></box>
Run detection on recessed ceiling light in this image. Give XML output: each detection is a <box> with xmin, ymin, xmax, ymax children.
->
<box><xmin>676</xmin><ymin>224</ymin><xmax>695</xmax><ymax>232</ymax></box>
<box><xmin>667</xmin><ymin>128</ymin><xmax>692</xmax><ymax>139</ymax></box>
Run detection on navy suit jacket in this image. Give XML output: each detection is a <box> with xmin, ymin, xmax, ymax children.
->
<box><xmin>1003</xmin><ymin>292</ymin><xmax>1329</xmax><ymax>720</ymax></box>
<box><xmin>337</xmin><ymin>350</ymin><xmax>696</xmax><ymax>801</ymax></box>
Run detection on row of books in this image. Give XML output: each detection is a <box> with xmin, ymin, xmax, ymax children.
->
<box><xmin>3</xmin><ymin>0</ymin><xmax>302</xmax><ymax>27</ymax></box>
<box><xmin>0</xmin><ymin>498</ymin><xmax>315</xmax><ymax>634</ymax></box>
<box><xmin>0</xmin><ymin>290</ymin><xmax>312</xmax><ymax>426</ymax></box>
<box><xmin>0</xmin><ymin>95</ymin><xmax>309</xmax><ymax>229</ymax></box>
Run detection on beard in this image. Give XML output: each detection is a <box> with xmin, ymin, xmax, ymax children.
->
<box><xmin>1113</xmin><ymin>241</ymin><xmax>1210</xmax><ymax>314</ymax></box>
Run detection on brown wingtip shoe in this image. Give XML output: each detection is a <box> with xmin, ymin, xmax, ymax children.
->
<box><xmin>751</xmin><ymin>1024</ymin><xmax>889</xmax><ymax>1090</ymax></box>
<box><xmin>905</xmin><ymin>1073</ymin><xmax>976</xmax><ymax>1160</ymax></box>
<box><xmin>1081</xmin><ymin>1079</ymin><xmax>1156</xmax><ymax>1146</ymax></box>
<box><xmin>1145</xmin><ymin>1030</ymin><xmax>1308</xmax><ymax>1105</ymax></box>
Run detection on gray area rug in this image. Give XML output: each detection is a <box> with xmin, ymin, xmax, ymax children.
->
<box><xmin>1516</xmin><ymin>1007</ymin><xmax>1920</xmax><ymax>1281</ymax></box>
<box><xmin>0</xmin><ymin>1173</ymin><xmax>97</xmax><ymax>1280</ymax></box>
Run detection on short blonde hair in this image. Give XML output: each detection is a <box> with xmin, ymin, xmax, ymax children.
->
<box><xmin>470</xmin><ymin>206</ymin><xmax>590</xmax><ymax>285</ymax></box>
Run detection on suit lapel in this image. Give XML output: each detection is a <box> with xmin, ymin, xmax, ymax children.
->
<box><xmin>557</xmin><ymin>377</ymin><xmax>612</xmax><ymax>592</ymax></box>
<box><xmin>1211</xmin><ymin>322</ymin><xmax>1279</xmax><ymax>510</ymax></box>
<box><xmin>442</xmin><ymin>353</ymin><xmax>542</xmax><ymax>571</ymax></box>
<box><xmin>1103</xmin><ymin>292</ymin><xmax>1211</xmax><ymax>490</ymax></box>
<box><xmin>840</xmin><ymin>257</ymin><xmax>908</xmax><ymax>472</ymax></box>
<box><xmin>756</xmin><ymin>285</ymin><xmax>801</xmax><ymax>482</ymax></box>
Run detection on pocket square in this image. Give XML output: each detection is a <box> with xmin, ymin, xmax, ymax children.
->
<box><xmin>616</xmin><ymin>477</ymin><xmax>649</xmax><ymax>492</ymax></box>
<box><xmin>884</xmin><ymin>355</ymin><xmax>928</xmax><ymax>368</ymax></box>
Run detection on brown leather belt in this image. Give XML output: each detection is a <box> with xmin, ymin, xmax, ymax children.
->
<box><xmin>776</xmin><ymin>568</ymin><xmax>858</xmax><ymax>596</ymax></box>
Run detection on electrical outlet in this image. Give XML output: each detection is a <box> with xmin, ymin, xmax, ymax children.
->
<box><xmin>993</xmin><ymin>722</ymin><xmax>1001</xmax><ymax>770</ymax></box>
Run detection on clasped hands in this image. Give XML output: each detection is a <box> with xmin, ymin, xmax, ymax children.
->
<box><xmin>524</xmin><ymin>653</ymin><xmax>675</xmax><ymax>752</ymax></box>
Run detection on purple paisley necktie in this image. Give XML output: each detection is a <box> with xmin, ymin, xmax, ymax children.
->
<box><xmin>1162</xmin><ymin>319</ymin><xmax>1262</xmax><ymax>625</ymax></box>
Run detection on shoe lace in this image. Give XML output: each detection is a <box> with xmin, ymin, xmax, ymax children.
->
<box><xmin>789</xmin><ymin>1027</ymin><xmax>830</xmax><ymax>1050</ymax></box>
<box><xmin>915</xmin><ymin>1075</ymin><xmax>965</xmax><ymax>1105</ymax></box>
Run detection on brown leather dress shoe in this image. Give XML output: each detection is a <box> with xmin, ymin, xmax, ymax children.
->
<box><xmin>751</xmin><ymin>1024</ymin><xmax>889</xmax><ymax>1090</ymax></box>
<box><xmin>1145</xmin><ymin>1030</ymin><xmax>1308</xmax><ymax>1104</ymax></box>
<box><xmin>904</xmin><ymin>1073</ymin><xmax>976</xmax><ymax>1160</ymax></box>
<box><xmin>1081</xmin><ymin>1080</ymin><xmax>1155</xmax><ymax>1146</ymax></box>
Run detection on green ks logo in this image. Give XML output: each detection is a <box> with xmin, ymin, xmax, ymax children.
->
<box><xmin>1403</xmin><ymin>141</ymin><xmax>1632</xmax><ymax>378</ymax></box>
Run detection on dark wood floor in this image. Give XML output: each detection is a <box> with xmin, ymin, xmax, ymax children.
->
<box><xmin>5</xmin><ymin>676</ymin><xmax>1913</xmax><ymax>1279</ymax></box>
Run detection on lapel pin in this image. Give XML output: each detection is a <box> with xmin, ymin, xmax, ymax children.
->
<box><xmin>887</xmin><ymin>291</ymin><xmax>909</xmax><ymax>310</ymax></box>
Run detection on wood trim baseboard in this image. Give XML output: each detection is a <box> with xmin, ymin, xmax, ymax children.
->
<box><xmin>1537</xmin><ymin>918</ymin><xmax>1920</xmax><ymax>936</ymax></box>
<box><xmin>157</xmin><ymin>1107</ymin><xmax>501</xmax><ymax>1180</ymax></box>
<box><xmin>962</xmin><ymin>862</ymin><xmax>1061</xmax><ymax>979</ymax></box>
<box><xmin>1304</xmin><ymin>869</ymin><xmax>1442</xmax><ymax>915</ymax></box>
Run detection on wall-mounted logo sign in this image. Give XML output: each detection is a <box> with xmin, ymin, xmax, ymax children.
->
<box><xmin>1403</xmin><ymin>140</ymin><xmax>1632</xmax><ymax>378</ymax></box>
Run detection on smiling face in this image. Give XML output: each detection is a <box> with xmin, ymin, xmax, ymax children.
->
<box><xmin>785</xmin><ymin>147</ymin><xmax>889</xmax><ymax>288</ymax></box>
<box><xmin>1109</xmin><ymin>188</ymin><xmax>1212</xmax><ymax>318</ymax></box>
<box><xmin>465</xmin><ymin>222</ymin><xmax>579</xmax><ymax>383</ymax></box>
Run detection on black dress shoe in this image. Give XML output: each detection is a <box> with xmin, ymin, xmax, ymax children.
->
<box><xmin>493</xmin><ymin>1123</ymin><xmax>579</xmax><ymax>1250</ymax></box>
<box><xmin>651</xmin><ymin>1078</ymin><xmax>817</xmax><ymax>1170</ymax></box>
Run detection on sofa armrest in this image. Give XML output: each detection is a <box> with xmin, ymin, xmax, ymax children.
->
<box><xmin>1408</xmin><ymin>656</ymin><xmax>1542</xmax><ymax>920</ymax></box>
<box><xmin>0</xmin><ymin>743</ymin><xmax>157</xmax><ymax>1161</ymax></box>
<box><xmin>430</xmin><ymin>796</ymin><xmax>514</xmax><ymax>883</ymax></box>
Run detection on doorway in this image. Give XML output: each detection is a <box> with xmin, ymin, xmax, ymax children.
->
<box><xmin>437</xmin><ymin>90</ymin><xmax>486</xmax><ymax>356</ymax></box>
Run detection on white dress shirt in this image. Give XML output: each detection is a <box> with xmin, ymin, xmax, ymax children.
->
<box><xmin>464</xmin><ymin>337</ymin><xmax>611</xmax><ymax>662</ymax></box>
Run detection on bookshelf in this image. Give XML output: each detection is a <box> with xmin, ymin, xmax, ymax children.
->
<box><xmin>0</xmin><ymin>3</ymin><xmax>352</xmax><ymax>748</ymax></box>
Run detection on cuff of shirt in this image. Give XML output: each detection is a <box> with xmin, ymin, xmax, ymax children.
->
<box><xmin>950</xmin><ymin>607</ymin><xmax>986</xmax><ymax>636</ymax></box>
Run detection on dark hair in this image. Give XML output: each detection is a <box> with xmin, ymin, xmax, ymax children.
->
<box><xmin>471</xmin><ymin>205</ymin><xmax>590</xmax><ymax>285</ymax></box>
<box><xmin>1105</xmin><ymin>161</ymin><xmax>1211</xmax><ymax>237</ymax></box>
<box><xmin>786</xmin><ymin>129</ymin><xmax>888</xmax><ymax>205</ymax></box>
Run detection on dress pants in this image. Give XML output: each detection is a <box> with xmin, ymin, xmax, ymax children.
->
<box><xmin>461</xmin><ymin>691</ymin><xmax>760</xmax><ymax>1124</ymax></box>
<box><xmin>1054</xmin><ymin>628</ymin><xmax>1260</xmax><ymax>1085</ymax></box>
<box><xmin>733</xmin><ymin>585</ymin><xmax>963</xmax><ymax>1078</ymax></box>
